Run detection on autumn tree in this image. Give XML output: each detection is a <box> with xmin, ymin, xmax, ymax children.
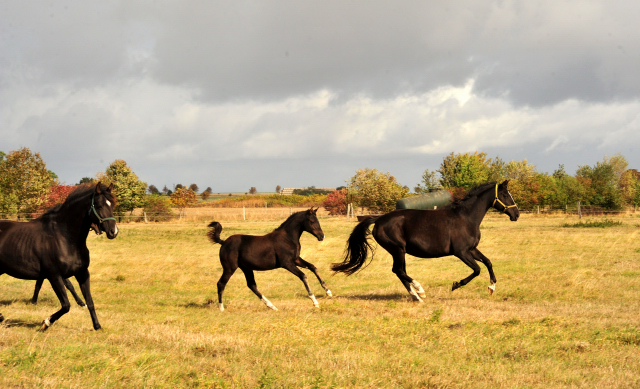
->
<box><xmin>414</xmin><ymin>169</ymin><xmax>440</xmax><ymax>193</ymax></box>
<box><xmin>170</xmin><ymin>187</ymin><xmax>198</xmax><ymax>217</ymax></box>
<box><xmin>276</xmin><ymin>185</ymin><xmax>282</xmax><ymax>193</ymax></box>
<box><xmin>0</xmin><ymin>147</ymin><xmax>54</xmax><ymax>216</ymax></box>
<box><xmin>38</xmin><ymin>184</ymin><xmax>78</xmax><ymax>213</ymax></box>
<box><xmin>576</xmin><ymin>156</ymin><xmax>624</xmax><ymax>209</ymax></box>
<box><xmin>249</xmin><ymin>187</ymin><xmax>257</xmax><ymax>195</ymax></box>
<box><xmin>201</xmin><ymin>186</ymin><xmax>213</xmax><ymax>201</ymax></box>
<box><xmin>148</xmin><ymin>185</ymin><xmax>160</xmax><ymax>195</ymax></box>
<box><xmin>96</xmin><ymin>159</ymin><xmax>147</xmax><ymax>214</ymax></box>
<box><xmin>189</xmin><ymin>183</ymin><xmax>199</xmax><ymax>193</ymax></box>
<box><xmin>348</xmin><ymin>168</ymin><xmax>408</xmax><ymax>213</ymax></box>
<box><xmin>78</xmin><ymin>177</ymin><xmax>95</xmax><ymax>185</ymax></box>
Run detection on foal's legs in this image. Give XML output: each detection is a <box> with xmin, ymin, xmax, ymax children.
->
<box><xmin>281</xmin><ymin>262</ymin><xmax>320</xmax><ymax>308</ymax></box>
<box><xmin>216</xmin><ymin>264</ymin><xmax>238</xmax><ymax>312</ymax></box>
<box><xmin>75</xmin><ymin>268</ymin><xmax>101</xmax><ymax>330</ymax></box>
<box><xmin>240</xmin><ymin>267</ymin><xmax>278</xmax><ymax>310</ymax></box>
<box><xmin>31</xmin><ymin>279</ymin><xmax>44</xmax><ymax>304</ymax></box>
<box><xmin>451</xmin><ymin>251</ymin><xmax>482</xmax><ymax>292</ymax></box>
<box><xmin>470</xmin><ymin>248</ymin><xmax>497</xmax><ymax>294</ymax></box>
<box><xmin>41</xmin><ymin>275</ymin><xmax>71</xmax><ymax>331</ymax></box>
<box><xmin>295</xmin><ymin>257</ymin><xmax>332</xmax><ymax>297</ymax></box>
<box><xmin>386</xmin><ymin>247</ymin><xmax>425</xmax><ymax>302</ymax></box>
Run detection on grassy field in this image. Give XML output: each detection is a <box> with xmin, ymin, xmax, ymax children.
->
<box><xmin>1</xmin><ymin>212</ymin><xmax>640</xmax><ymax>388</ymax></box>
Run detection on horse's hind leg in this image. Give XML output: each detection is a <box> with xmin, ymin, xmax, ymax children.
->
<box><xmin>31</xmin><ymin>279</ymin><xmax>45</xmax><ymax>304</ymax></box>
<box><xmin>470</xmin><ymin>248</ymin><xmax>497</xmax><ymax>294</ymax></box>
<box><xmin>63</xmin><ymin>278</ymin><xmax>86</xmax><ymax>307</ymax></box>
<box><xmin>295</xmin><ymin>257</ymin><xmax>332</xmax><ymax>297</ymax></box>
<box><xmin>40</xmin><ymin>276</ymin><xmax>71</xmax><ymax>331</ymax></box>
<box><xmin>240</xmin><ymin>268</ymin><xmax>278</xmax><ymax>310</ymax></box>
<box><xmin>451</xmin><ymin>251</ymin><xmax>482</xmax><ymax>292</ymax></box>
<box><xmin>387</xmin><ymin>248</ymin><xmax>424</xmax><ymax>302</ymax></box>
<box><xmin>216</xmin><ymin>266</ymin><xmax>237</xmax><ymax>312</ymax></box>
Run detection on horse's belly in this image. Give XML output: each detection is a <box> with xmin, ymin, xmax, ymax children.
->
<box><xmin>406</xmin><ymin>240</ymin><xmax>450</xmax><ymax>259</ymax></box>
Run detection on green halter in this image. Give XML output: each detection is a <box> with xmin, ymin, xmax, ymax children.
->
<box><xmin>89</xmin><ymin>191</ymin><xmax>117</xmax><ymax>224</ymax></box>
<box><xmin>492</xmin><ymin>183</ymin><xmax>517</xmax><ymax>213</ymax></box>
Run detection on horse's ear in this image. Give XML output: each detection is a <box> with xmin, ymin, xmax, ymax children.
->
<box><xmin>501</xmin><ymin>180</ymin><xmax>510</xmax><ymax>188</ymax></box>
<box><xmin>95</xmin><ymin>182</ymin><xmax>103</xmax><ymax>194</ymax></box>
<box><xmin>312</xmin><ymin>207</ymin><xmax>318</xmax><ymax>214</ymax></box>
<box><xmin>107</xmin><ymin>183</ymin><xmax>114</xmax><ymax>192</ymax></box>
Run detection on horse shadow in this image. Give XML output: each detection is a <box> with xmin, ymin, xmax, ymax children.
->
<box><xmin>0</xmin><ymin>318</ymin><xmax>40</xmax><ymax>329</ymax></box>
<box><xmin>340</xmin><ymin>292</ymin><xmax>410</xmax><ymax>301</ymax></box>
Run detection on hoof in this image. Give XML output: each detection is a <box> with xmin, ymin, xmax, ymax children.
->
<box><xmin>452</xmin><ymin>281</ymin><xmax>461</xmax><ymax>291</ymax></box>
<box><xmin>93</xmin><ymin>324</ymin><xmax>102</xmax><ymax>331</ymax></box>
<box><xmin>326</xmin><ymin>290</ymin><xmax>333</xmax><ymax>298</ymax></box>
<box><xmin>268</xmin><ymin>305</ymin><xmax>279</xmax><ymax>311</ymax></box>
<box><xmin>219</xmin><ymin>303</ymin><xmax>225</xmax><ymax>312</ymax></box>
<box><xmin>0</xmin><ymin>313</ymin><xmax>4</xmax><ymax>323</ymax></box>
<box><xmin>488</xmin><ymin>283</ymin><xmax>496</xmax><ymax>295</ymax></box>
<box><xmin>40</xmin><ymin>318</ymin><xmax>51</xmax><ymax>332</ymax></box>
<box><xmin>418</xmin><ymin>291</ymin><xmax>427</xmax><ymax>299</ymax></box>
<box><xmin>314</xmin><ymin>304</ymin><xmax>320</xmax><ymax>309</ymax></box>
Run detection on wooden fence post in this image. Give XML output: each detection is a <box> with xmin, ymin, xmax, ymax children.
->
<box><xmin>578</xmin><ymin>201</ymin><xmax>581</xmax><ymax>219</ymax></box>
<box><xmin>144</xmin><ymin>212</ymin><xmax>148</xmax><ymax>223</ymax></box>
<box><xmin>243</xmin><ymin>206</ymin><xmax>246</xmax><ymax>221</ymax></box>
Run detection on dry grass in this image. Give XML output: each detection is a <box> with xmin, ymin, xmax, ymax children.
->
<box><xmin>1</xmin><ymin>213</ymin><xmax>640</xmax><ymax>388</ymax></box>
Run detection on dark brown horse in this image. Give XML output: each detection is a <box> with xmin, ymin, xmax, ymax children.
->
<box><xmin>0</xmin><ymin>183</ymin><xmax>118</xmax><ymax>330</ymax></box>
<box><xmin>332</xmin><ymin>181</ymin><xmax>519</xmax><ymax>301</ymax></box>
<box><xmin>207</xmin><ymin>208</ymin><xmax>330</xmax><ymax>311</ymax></box>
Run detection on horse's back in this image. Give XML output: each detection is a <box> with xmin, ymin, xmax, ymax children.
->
<box><xmin>372</xmin><ymin>209</ymin><xmax>463</xmax><ymax>258</ymax></box>
<box><xmin>219</xmin><ymin>233</ymin><xmax>280</xmax><ymax>270</ymax></box>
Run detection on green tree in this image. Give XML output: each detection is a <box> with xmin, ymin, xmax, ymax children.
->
<box><xmin>414</xmin><ymin>169</ymin><xmax>440</xmax><ymax>193</ymax></box>
<box><xmin>143</xmin><ymin>195</ymin><xmax>175</xmax><ymax>222</ymax></box>
<box><xmin>96</xmin><ymin>159</ymin><xmax>147</xmax><ymax>214</ymax></box>
<box><xmin>576</xmin><ymin>156</ymin><xmax>624</xmax><ymax>209</ymax></box>
<box><xmin>348</xmin><ymin>168</ymin><xmax>408</xmax><ymax>213</ymax></box>
<box><xmin>0</xmin><ymin>147</ymin><xmax>54</xmax><ymax>217</ymax></box>
<box><xmin>438</xmin><ymin>152</ymin><xmax>492</xmax><ymax>190</ymax></box>
<box><xmin>78</xmin><ymin>177</ymin><xmax>95</xmax><ymax>185</ymax></box>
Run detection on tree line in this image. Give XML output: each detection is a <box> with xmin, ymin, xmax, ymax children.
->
<box><xmin>2</xmin><ymin>148</ymin><xmax>638</xmax><ymax>219</ymax></box>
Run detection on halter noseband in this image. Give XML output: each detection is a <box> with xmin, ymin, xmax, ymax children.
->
<box><xmin>89</xmin><ymin>191</ymin><xmax>117</xmax><ymax>225</ymax></box>
<box><xmin>492</xmin><ymin>184</ymin><xmax>517</xmax><ymax>213</ymax></box>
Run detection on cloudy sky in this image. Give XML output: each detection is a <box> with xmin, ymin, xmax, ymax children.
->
<box><xmin>1</xmin><ymin>1</ymin><xmax>639</xmax><ymax>192</ymax></box>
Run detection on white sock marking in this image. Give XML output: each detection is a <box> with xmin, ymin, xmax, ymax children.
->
<box><xmin>261</xmin><ymin>296</ymin><xmax>278</xmax><ymax>310</ymax></box>
<box><xmin>219</xmin><ymin>303</ymin><xmax>225</xmax><ymax>312</ymax></box>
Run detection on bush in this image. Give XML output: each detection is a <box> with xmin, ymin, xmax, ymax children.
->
<box><xmin>143</xmin><ymin>195</ymin><xmax>175</xmax><ymax>222</ymax></box>
<box><xmin>323</xmin><ymin>189</ymin><xmax>347</xmax><ymax>215</ymax></box>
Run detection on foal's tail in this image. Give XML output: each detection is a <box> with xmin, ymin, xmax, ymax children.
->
<box><xmin>207</xmin><ymin>221</ymin><xmax>225</xmax><ymax>245</ymax></box>
<box><xmin>331</xmin><ymin>216</ymin><xmax>379</xmax><ymax>276</ymax></box>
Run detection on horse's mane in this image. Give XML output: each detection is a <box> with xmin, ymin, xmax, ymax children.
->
<box><xmin>443</xmin><ymin>181</ymin><xmax>496</xmax><ymax>210</ymax></box>
<box><xmin>274</xmin><ymin>211</ymin><xmax>307</xmax><ymax>231</ymax></box>
<box><xmin>36</xmin><ymin>183</ymin><xmax>115</xmax><ymax>220</ymax></box>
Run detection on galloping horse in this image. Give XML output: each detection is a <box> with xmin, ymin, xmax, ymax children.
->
<box><xmin>332</xmin><ymin>181</ymin><xmax>519</xmax><ymax>301</ymax></box>
<box><xmin>0</xmin><ymin>183</ymin><xmax>118</xmax><ymax>330</ymax></box>
<box><xmin>208</xmin><ymin>208</ymin><xmax>330</xmax><ymax>311</ymax></box>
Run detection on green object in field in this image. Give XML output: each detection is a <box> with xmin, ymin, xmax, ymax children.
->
<box><xmin>396</xmin><ymin>189</ymin><xmax>453</xmax><ymax>210</ymax></box>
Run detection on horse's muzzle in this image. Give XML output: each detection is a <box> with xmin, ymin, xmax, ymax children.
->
<box><xmin>106</xmin><ymin>224</ymin><xmax>119</xmax><ymax>239</ymax></box>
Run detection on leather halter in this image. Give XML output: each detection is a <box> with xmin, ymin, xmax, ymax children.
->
<box><xmin>492</xmin><ymin>184</ymin><xmax>517</xmax><ymax>213</ymax></box>
<box><xmin>89</xmin><ymin>191</ymin><xmax>116</xmax><ymax>226</ymax></box>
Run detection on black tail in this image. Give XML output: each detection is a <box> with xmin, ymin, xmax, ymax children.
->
<box><xmin>207</xmin><ymin>221</ymin><xmax>225</xmax><ymax>245</ymax></box>
<box><xmin>331</xmin><ymin>216</ymin><xmax>379</xmax><ymax>275</ymax></box>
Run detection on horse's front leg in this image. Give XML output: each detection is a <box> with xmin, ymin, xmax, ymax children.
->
<box><xmin>470</xmin><ymin>248</ymin><xmax>497</xmax><ymax>294</ymax></box>
<box><xmin>451</xmin><ymin>251</ymin><xmax>481</xmax><ymax>292</ymax></box>
<box><xmin>295</xmin><ymin>257</ymin><xmax>332</xmax><ymax>297</ymax></box>
<box><xmin>41</xmin><ymin>275</ymin><xmax>71</xmax><ymax>331</ymax></box>
<box><xmin>75</xmin><ymin>268</ymin><xmax>101</xmax><ymax>330</ymax></box>
<box><xmin>282</xmin><ymin>262</ymin><xmax>320</xmax><ymax>308</ymax></box>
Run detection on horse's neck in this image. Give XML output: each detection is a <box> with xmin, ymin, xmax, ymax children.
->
<box><xmin>54</xmin><ymin>198</ymin><xmax>92</xmax><ymax>240</ymax></box>
<box><xmin>461</xmin><ymin>189</ymin><xmax>494</xmax><ymax>226</ymax></box>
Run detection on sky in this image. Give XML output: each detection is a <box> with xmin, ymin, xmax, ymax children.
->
<box><xmin>1</xmin><ymin>1</ymin><xmax>639</xmax><ymax>192</ymax></box>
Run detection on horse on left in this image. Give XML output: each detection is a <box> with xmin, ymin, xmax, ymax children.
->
<box><xmin>0</xmin><ymin>182</ymin><xmax>118</xmax><ymax>331</ymax></box>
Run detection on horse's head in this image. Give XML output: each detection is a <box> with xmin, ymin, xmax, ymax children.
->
<box><xmin>90</xmin><ymin>183</ymin><xmax>119</xmax><ymax>239</ymax></box>
<box><xmin>303</xmin><ymin>207</ymin><xmax>325</xmax><ymax>241</ymax></box>
<box><xmin>493</xmin><ymin>180</ymin><xmax>519</xmax><ymax>221</ymax></box>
